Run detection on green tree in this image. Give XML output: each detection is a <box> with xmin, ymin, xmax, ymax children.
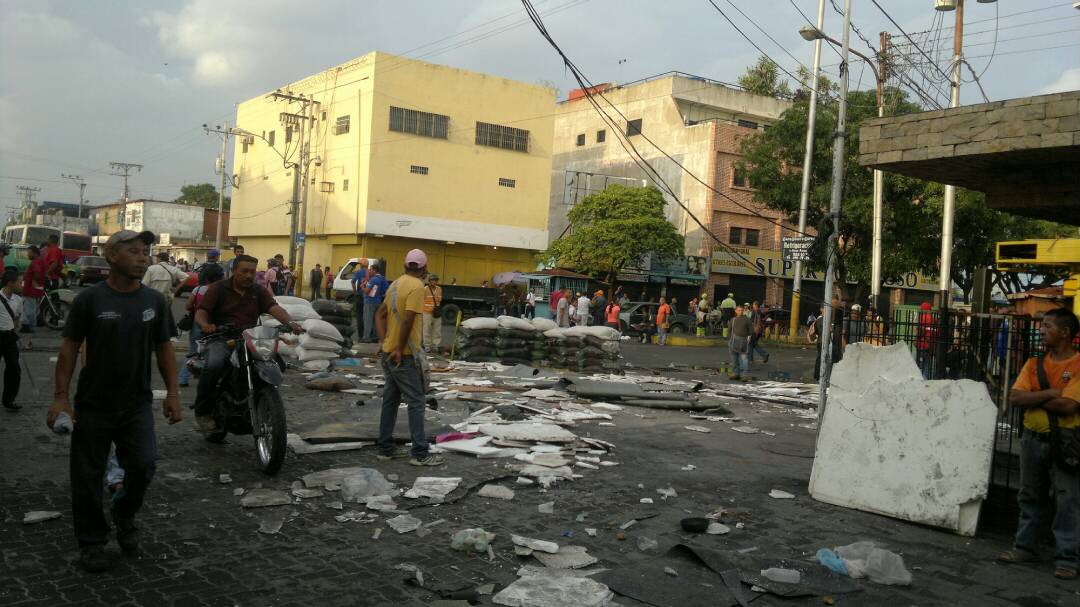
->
<box><xmin>541</xmin><ymin>185</ymin><xmax>684</xmax><ymax>289</ymax></box>
<box><xmin>176</xmin><ymin>183</ymin><xmax>230</xmax><ymax>211</ymax></box>
<box><xmin>738</xmin><ymin>57</ymin><xmax>791</xmax><ymax>98</ymax></box>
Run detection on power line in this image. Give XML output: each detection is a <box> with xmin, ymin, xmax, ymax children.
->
<box><xmin>870</xmin><ymin>0</ymin><xmax>953</xmax><ymax>84</ymax></box>
<box><xmin>724</xmin><ymin>0</ymin><xmax>810</xmax><ymax>74</ymax></box>
<box><xmin>904</xmin><ymin>1</ymin><xmax>1079</xmax><ymax>35</ymax></box>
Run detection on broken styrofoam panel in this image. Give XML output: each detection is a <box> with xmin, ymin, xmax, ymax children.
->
<box><xmin>827</xmin><ymin>342</ymin><xmax>921</xmax><ymax>393</ymax></box>
<box><xmin>533</xmin><ymin>545</ymin><xmax>599</xmax><ymax>570</ymax></box>
<box><xmin>479</xmin><ymin>423</ymin><xmax>579</xmax><ymax>444</ymax></box>
<box><xmin>431</xmin><ymin>436</ymin><xmax>503</xmax><ymax>457</ymax></box>
<box><xmin>387</xmin><ymin>514</ymin><xmax>423</xmax><ymax>534</ymax></box>
<box><xmin>511</xmin><ymin>534</ymin><xmax>560</xmax><ymax>554</ymax></box>
<box><xmin>769</xmin><ymin>489</ymin><xmax>795</xmax><ymax>499</ymax></box>
<box><xmin>403</xmin><ymin>477</ymin><xmax>462</xmax><ymax>500</ymax></box>
<box><xmin>287</xmin><ymin>433</ymin><xmax>369</xmax><ymax>454</ymax></box>
<box><xmin>684</xmin><ymin>425</ymin><xmax>711</xmax><ymax>433</ymax></box>
<box><xmin>23</xmin><ymin>511</ymin><xmax>62</xmax><ymax>524</ymax></box>
<box><xmin>478</xmin><ymin>484</ymin><xmax>516</xmax><ymax>500</ymax></box>
<box><xmin>240</xmin><ymin>489</ymin><xmax>292</xmax><ymax>508</ymax></box>
<box><xmin>519</xmin><ymin>465</ymin><xmax>575</xmax><ymax>480</ymax></box>
<box><xmin>514</xmin><ymin>453</ymin><xmax>570</xmax><ymax>468</ymax></box>
<box><xmin>301</xmin><ymin>466</ymin><xmax>370</xmax><ymax>489</ymax></box>
<box><xmin>810</xmin><ymin>347</ymin><xmax>998</xmax><ymax>537</ymax></box>
<box><xmin>290</xmin><ymin>480</ymin><xmax>325</xmax><ymax>500</ymax></box>
<box><xmin>530</xmin><ymin>444</ymin><xmax>565</xmax><ymax>454</ymax></box>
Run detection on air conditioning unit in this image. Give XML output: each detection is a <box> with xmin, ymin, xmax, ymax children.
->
<box><xmin>319</xmin><ymin>181</ymin><xmax>335</xmax><ymax>193</ymax></box>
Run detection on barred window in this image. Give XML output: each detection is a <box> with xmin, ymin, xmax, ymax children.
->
<box><xmin>389</xmin><ymin>106</ymin><xmax>449</xmax><ymax>139</ymax></box>
<box><xmin>410</xmin><ymin>165</ymin><xmax>429</xmax><ymax>175</ymax></box>
<box><xmin>475</xmin><ymin>121</ymin><xmax>529</xmax><ymax>152</ymax></box>
<box><xmin>334</xmin><ymin>115</ymin><xmax>350</xmax><ymax>135</ymax></box>
<box><xmin>498</xmin><ymin>177</ymin><xmax>516</xmax><ymax>188</ymax></box>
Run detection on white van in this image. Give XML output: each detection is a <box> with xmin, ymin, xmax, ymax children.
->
<box><xmin>330</xmin><ymin>257</ymin><xmax>385</xmax><ymax>300</ymax></box>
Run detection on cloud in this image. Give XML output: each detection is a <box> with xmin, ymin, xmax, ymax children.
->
<box><xmin>1038</xmin><ymin>68</ymin><xmax>1080</xmax><ymax>95</ymax></box>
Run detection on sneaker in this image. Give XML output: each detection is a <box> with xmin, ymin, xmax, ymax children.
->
<box><xmin>375</xmin><ymin>446</ymin><xmax>410</xmax><ymax>461</ymax></box>
<box><xmin>195</xmin><ymin>415</ymin><xmax>220</xmax><ymax>433</ymax></box>
<box><xmin>409</xmin><ymin>454</ymin><xmax>445</xmax><ymax>467</ymax></box>
<box><xmin>111</xmin><ymin>511</ymin><xmax>139</xmax><ymax>552</ymax></box>
<box><xmin>79</xmin><ymin>545</ymin><xmax>112</xmax><ymax>573</ymax></box>
<box><xmin>763</xmin><ymin>353</ymin><xmax>770</xmax><ymax>363</ymax></box>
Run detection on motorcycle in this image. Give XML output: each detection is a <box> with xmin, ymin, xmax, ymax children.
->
<box><xmin>197</xmin><ymin>323</ymin><xmax>289</xmax><ymax>475</ymax></box>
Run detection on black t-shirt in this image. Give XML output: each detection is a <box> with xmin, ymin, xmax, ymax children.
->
<box><xmin>63</xmin><ymin>283</ymin><xmax>176</xmax><ymax>409</ymax></box>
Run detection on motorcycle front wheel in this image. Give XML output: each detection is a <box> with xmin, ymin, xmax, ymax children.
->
<box><xmin>253</xmin><ymin>387</ymin><xmax>287</xmax><ymax>475</ymax></box>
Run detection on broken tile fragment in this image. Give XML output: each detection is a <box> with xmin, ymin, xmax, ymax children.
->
<box><xmin>478</xmin><ymin>484</ymin><xmax>516</xmax><ymax>500</ymax></box>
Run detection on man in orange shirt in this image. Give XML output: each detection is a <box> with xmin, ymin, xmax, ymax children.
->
<box><xmin>997</xmin><ymin>308</ymin><xmax>1080</xmax><ymax>580</ymax></box>
<box><xmin>655</xmin><ymin>297</ymin><xmax>672</xmax><ymax>346</ymax></box>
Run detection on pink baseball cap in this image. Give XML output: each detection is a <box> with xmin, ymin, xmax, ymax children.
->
<box><xmin>405</xmin><ymin>248</ymin><xmax>427</xmax><ymax>268</ymax></box>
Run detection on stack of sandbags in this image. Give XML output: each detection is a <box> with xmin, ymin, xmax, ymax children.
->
<box><xmin>454</xmin><ymin>317</ymin><xmax>500</xmax><ymax>362</ymax></box>
<box><xmin>529</xmin><ymin>317</ymin><xmax>557</xmax><ymax>363</ymax></box>
<box><xmin>495</xmin><ymin>315</ymin><xmax>543</xmax><ymax>366</ymax></box>
<box><xmin>544</xmin><ymin>325</ymin><xmax>621</xmax><ymax>373</ymax></box>
<box><xmin>294</xmin><ymin>318</ymin><xmax>346</xmax><ymax>371</ymax></box>
<box><xmin>313</xmin><ymin>300</ymin><xmax>356</xmax><ymax>342</ymax></box>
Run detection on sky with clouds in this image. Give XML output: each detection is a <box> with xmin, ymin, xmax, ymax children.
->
<box><xmin>1</xmin><ymin>0</ymin><xmax>1077</xmax><ymax>214</ymax></box>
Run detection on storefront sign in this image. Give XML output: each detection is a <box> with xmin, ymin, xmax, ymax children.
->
<box><xmin>710</xmin><ymin>246</ymin><xmax>936</xmax><ymax>290</ymax></box>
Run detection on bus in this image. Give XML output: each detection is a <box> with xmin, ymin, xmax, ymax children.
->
<box><xmin>2</xmin><ymin>224</ymin><xmax>92</xmax><ymax>261</ymax></box>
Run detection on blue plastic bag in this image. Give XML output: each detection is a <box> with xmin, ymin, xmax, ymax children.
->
<box><xmin>816</xmin><ymin>548</ymin><xmax>849</xmax><ymax>576</ymax></box>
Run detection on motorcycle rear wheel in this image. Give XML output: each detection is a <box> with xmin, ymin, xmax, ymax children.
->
<box><xmin>44</xmin><ymin>300</ymin><xmax>70</xmax><ymax>330</ymax></box>
<box><xmin>253</xmin><ymin>387</ymin><xmax>287</xmax><ymax>475</ymax></box>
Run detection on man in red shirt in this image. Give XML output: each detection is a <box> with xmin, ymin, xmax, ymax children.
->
<box><xmin>21</xmin><ymin>246</ymin><xmax>46</xmax><ymax>335</ymax></box>
<box><xmin>43</xmin><ymin>234</ymin><xmax>64</xmax><ymax>290</ymax></box>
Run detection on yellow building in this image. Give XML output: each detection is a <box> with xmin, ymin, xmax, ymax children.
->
<box><xmin>230</xmin><ymin>51</ymin><xmax>555</xmax><ymax>287</ymax></box>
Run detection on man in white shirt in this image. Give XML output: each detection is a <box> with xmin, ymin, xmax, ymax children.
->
<box><xmin>576</xmin><ymin>292</ymin><xmax>591</xmax><ymax>327</ymax></box>
<box><xmin>142</xmin><ymin>251</ymin><xmax>188</xmax><ymax>304</ymax></box>
<box><xmin>0</xmin><ymin>270</ymin><xmax>23</xmax><ymax>410</ymax></box>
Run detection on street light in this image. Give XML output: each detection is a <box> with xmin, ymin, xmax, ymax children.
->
<box><xmin>799</xmin><ymin>23</ymin><xmax>887</xmax><ymax>313</ymax></box>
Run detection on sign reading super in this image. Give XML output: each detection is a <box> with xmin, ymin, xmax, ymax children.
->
<box><xmin>710</xmin><ymin>247</ymin><xmax>936</xmax><ymax>290</ymax></box>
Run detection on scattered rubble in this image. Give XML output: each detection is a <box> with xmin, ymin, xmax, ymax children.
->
<box><xmin>477</xmin><ymin>485</ymin><xmax>515</xmax><ymax>500</ymax></box>
<box><xmin>23</xmin><ymin>511</ymin><xmax>61</xmax><ymax>524</ymax></box>
<box><xmin>240</xmin><ymin>489</ymin><xmax>291</xmax><ymax>508</ymax></box>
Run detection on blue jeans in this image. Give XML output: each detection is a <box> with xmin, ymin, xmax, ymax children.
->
<box><xmin>71</xmin><ymin>402</ymin><xmax>157</xmax><ymax>546</ymax></box>
<box><xmin>194</xmin><ymin>340</ymin><xmax>231</xmax><ymax>416</ymax></box>
<box><xmin>730</xmin><ymin>347</ymin><xmax>748</xmax><ymax>376</ymax></box>
<box><xmin>749</xmin><ymin>333</ymin><xmax>768</xmax><ymax>362</ymax></box>
<box><xmin>21</xmin><ymin>297</ymin><xmax>37</xmax><ymax>332</ymax></box>
<box><xmin>355</xmin><ymin>295</ymin><xmax>365</xmax><ymax>340</ymax></box>
<box><xmin>657</xmin><ymin>325</ymin><xmax>668</xmax><ymax>345</ymax></box>
<box><xmin>363</xmin><ymin>301</ymin><xmax>379</xmax><ymax>342</ymax></box>
<box><xmin>178</xmin><ymin>324</ymin><xmax>202</xmax><ymax>385</ymax></box>
<box><xmin>1014</xmin><ymin>434</ymin><xmax>1080</xmax><ymax>568</ymax></box>
<box><xmin>377</xmin><ymin>354</ymin><xmax>429</xmax><ymax>459</ymax></box>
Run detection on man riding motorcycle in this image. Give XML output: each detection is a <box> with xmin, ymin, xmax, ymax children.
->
<box><xmin>193</xmin><ymin>254</ymin><xmax>303</xmax><ymax>434</ymax></box>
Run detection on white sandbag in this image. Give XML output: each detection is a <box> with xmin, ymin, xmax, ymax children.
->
<box><xmin>261</xmin><ymin>316</ymin><xmax>282</xmax><ymax>328</ymax></box>
<box><xmin>274</xmin><ymin>295</ymin><xmax>313</xmax><ymax>308</ymax></box>
<box><xmin>544</xmin><ymin>328</ymin><xmax>571</xmax><ymax>339</ymax></box>
<box><xmin>295</xmin><ymin>346</ymin><xmax>340</xmax><ymax>362</ymax></box>
<box><xmin>299</xmin><ymin>333</ymin><xmax>341</xmax><ymax>352</ymax></box>
<box><xmin>497</xmin><ymin>315</ymin><xmax>537</xmax><ymax>332</ymax></box>
<box><xmin>302</xmin><ymin>318</ymin><xmax>344</xmax><ymax>343</ymax></box>
<box><xmin>530</xmin><ymin>317</ymin><xmax>558</xmax><ymax>331</ymax></box>
<box><xmin>303</xmin><ymin>359</ymin><xmax>331</xmax><ymax>371</ymax></box>
<box><xmin>566</xmin><ymin>325</ymin><xmax>620</xmax><ymax>341</ymax></box>
<box><xmin>278</xmin><ymin>342</ymin><xmax>298</xmax><ymax>358</ymax></box>
<box><xmin>462</xmin><ymin>317</ymin><xmax>499</xmax><ymax>331</ymax></box>
<box><xmin>278</xmin><ymin>333</ymin><xmax>299</xmax><ymax>346</ymax></box>
<box><xmin>281</xmin><ymin>304</ymin><xmax>321</xmax><ymax>321</ymax></box>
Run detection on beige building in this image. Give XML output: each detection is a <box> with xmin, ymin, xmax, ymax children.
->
<box><xmin>551</xmin><ymin>73</ymin><xmax>801</xmax><ymax>306</ymax></box>
<box><xmin>230</xmin><ymin>51</ymin><xmax>555</xmax><ymax>287</ymax></box>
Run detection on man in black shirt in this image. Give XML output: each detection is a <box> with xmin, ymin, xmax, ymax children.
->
<box><xmin>47</xmin><ymin>230</ymin><xmax>181</xmax><ymax>573</ymax></box>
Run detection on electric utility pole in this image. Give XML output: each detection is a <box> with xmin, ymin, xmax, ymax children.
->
<box><xmin>816</xmin><ymin>0</ymin><xmax>853</xmax><ymax>419</ymax></box>
<box><xmin>790</xmin><ymin>0</ymin><xmax>827</xmax><ymax>340</ymax></box>
<box><xmin>16</xmin><ymin>185</ymin><xmax>41</xmax><ymax>224</ymax></box>
<box><xmin>869</xmin><ymin>32</ymin><xmax>890</xmax><ymax>312</ymax></box>
<box><xmin>268</xmin><ymin>90</ymin><xmax>318</xmax><ymax>283</ymax></box>
<box><xmin>60</xmin><ymin>173</ymin><xmax>87</xmax><ymax>220</ymax></box>
<box><xmin>203</xmin><ymin>121</ymin><xmax>239</xmax><ymax>250</ymax></box>
<box><xmin>109</xmin><ymin>161</ymin><xmax>143</xmax><ymax>202</ymax></box>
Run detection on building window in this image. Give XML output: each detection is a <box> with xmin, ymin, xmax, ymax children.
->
<box><xmin>729</xmin><ymin>227</ymin><xmax>743</xmax><ymax>245</ymax></box>
<box><xmin>745</xmin><ymin>228</ymin><xmax>760</xmax><ymax>247</ymax></box>
<box><xmin>410</xmin><ymin>165</ymin><xmax>429</xmax><ymax>175</ymax></box>
<box><xmin>242</xmin><ymin>138</ymin><xmax>249</xmax><ymax>154</ymax></box>
<box><xmin>267</xmin><ymin>130</ymin><xmax>275</xmax><ymax>147</ymax></box>
<box><xmin>732</xmin><ymin>167</ymin><xmax>750</xmax><ymax>189</ymax></box>
<box><xmin>576</xmin><ymin>133</ymin><xmax>585</xmax><ymax>147</ymax></box>
<box><xmin>475</xmin><ymin>121</ymin><xmax>529</xmax><ymax>152</ymax></box>
<box><xmin>286</xmin><ymin>126</ymin><xmax>293</xmax><ymax>143</ymax></box>
<box><xmin>596</xmin><ymin>129</ymin><xmax>606</xmax><ymax>143</ymax></box>
<box><xmin>389</xmin><ymin>106</ymin><xmax>450</xmax><ymax>139</ymax></box>
<box><xmin>334</xmin><ymin>115</ymin><xmax>350</xmax><ymax>135</ymax></box>
<box><xmin>626</xmin><ymin>118</ymin><xmax>642</xmax><ymax>137</ymax></box>
<box><xmin>343</xmin><ymin>179</ymin><xmax>349</xmax><ymax>191</ymax></box>
<box><xmin>737</xmin><ymin>119</ymin><xmax>759</xmax><ymax>130</ymax></box>
<box><xmin>319</xmin><ymin>181</ymin><xmax>335</xmax><ymax>193</ymax></box>
<box><xmin>321</xmin><ymin>111</ymin><xmax>327</xmax><ymax>121</ymax></box>
<box><xmin>498</xmin><ymin>177</ymin><xmax>516</xmax><ymax>188</ymax></box>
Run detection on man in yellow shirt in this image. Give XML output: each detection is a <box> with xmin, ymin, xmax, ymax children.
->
<box><xmin>374</xmin><ymin>249</ymin><xmax>444</xmax><ymax>467</ymax></box>
<box><xmin>997</xmin><ymin>308</ymin><xmax>1080</xmax><ymax>580</ymax></box>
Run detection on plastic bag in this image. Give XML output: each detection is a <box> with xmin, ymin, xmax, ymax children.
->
<box><xmin>450</xmin><ymin>528</ymin><xmax>496</xmax><ymax>553</ymax></box>
<box><xmin>815</xmin><ymin>548</ymin><xmax>849</xmax><ymax>576</ymax></box>
<box><xmin>302</xmin><ymin>318</ymin><xmax>344</xmax><ymax>343</ymax></box>
<box><xmin>834</xmin><ymin>541</ymin><xmax>912</xmax><ymax>586</ymax></box>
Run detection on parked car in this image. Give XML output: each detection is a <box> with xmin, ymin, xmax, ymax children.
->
<box><xmin>74</xmin><ymin>255</ymin><xmax>110</xmax><ymax>286</ymax></box>
<box><xmin>617</xmin><ymin>301</ymin><xmax>691</xmax><ymax>336</ymax></box>
<box><xmin>330</xmin><ymin>257</ymin><xmax>387</xmax><ymax>300</ymax></box>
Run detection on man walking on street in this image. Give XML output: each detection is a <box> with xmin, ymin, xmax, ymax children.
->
<box><xmin>748</xmin><ymin>301</ymin><xmax>770</xmax><ymax>364</ymax></box>
<box><xmin>309</xmin><ymin>264</ymin><xmax>323</xmax><ymax>301</ymax></box>
<box><xmin>198</xmin><ymin>249</ymin><xmax>222</xmax><ymax>284</ymax></box>
<box><xmin>351</xmin><ymin>258</ymin><xmax>370</xmax><ymax>340</ymax></box>
<box><xmin>225</xmin><ymin>244</ymin><xmax>244</xmax><ymax>279</ymax></box>
<box><xmin>142</xmin><ymin>251</ymin><xmax>188</xmax><ymax>305</ymax></box>
<box><xmin>656</xmin><ymin>296</ymin><xmax>672</xmax><ymax>346</ymax></box>
<box><xmin>556</xmin><ymin>287</ymin><xmax>571</xmax><ymax>328</ymax></box>
<box><xmin>362</xmin><ymin>263</ymin><xmax>389</xmax><ymax>343</ymax></box>
<box><xmin>729</xmin><ymin>304</ymin><xmax>753</xmax><ymax>380</ymax></box>
<box><xmin>43</xmin><ymin>234</ymin><xmax>64</xmax><ymax>290</ymax></box>
<box><xmin>47</xmin><ymin>230</ymin><xmax>182</xmax><ymax>573</ymax></box>
<box><xmin>1</xmin><ymin>270</ymin><xmax>23</xmax><ymax>410</ymax></box>
<box><xmin>374</xmin><ymin>249</ymin><xmax>444</xmax><ymax>467</ymax></box>
<box><xmin>21</xmin><ymin>245</ymin><xmax>46</xmax><ymax>341</ymax></box>
<box><xmin>719</xmin><ymin>292</ymin><xmax>737</xmax><ymax>329</ymax></box>
<box><xmin>422</xmin><ymin>274</ymin><xmax>443</xmax><ymax>353</ymax></box>
<box><xmin>997</xmin><ymin>308</ymin><xmax>1080</xmax><ymax>580</ymax></box>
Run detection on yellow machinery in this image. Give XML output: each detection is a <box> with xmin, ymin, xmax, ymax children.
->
<box><xmin>996</xmin><ymin>239</ymin><xmax>1080</xmax><ymax>315</ymax></box>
